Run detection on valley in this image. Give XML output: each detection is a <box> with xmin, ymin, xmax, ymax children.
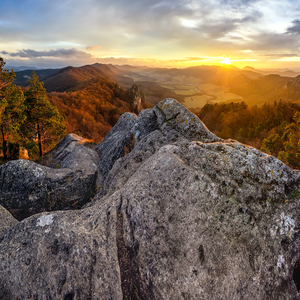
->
<box><xmin>13</xmin><ymin>63</ymin><xmax>300</xmax><ymax>110</ymax></box>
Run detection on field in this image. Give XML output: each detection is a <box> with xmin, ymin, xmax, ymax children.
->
<box><xmin>123</xmin><ymin>74</ymin><xmax>149</xmax><ymax>82</ymax></box>
<box><xmin>183</xmin><ymin>95</ymin><xmax>213</xmax><ymax>109</ymax></box>
<box><xmin>159</xmin><ymin>83</ymin><xmax>243</xmax><ymax>109</ymax></box>
<box><xmin>175</xmin><ymin>90</ymin><xmax>198</xmax><ymax>96</ymax></box>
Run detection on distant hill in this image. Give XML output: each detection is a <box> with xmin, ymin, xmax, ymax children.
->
<box><xmin>14</xmin><ymin>68</ymin><xmax>59</xmax><ymax>86</ymax></box>
<box><xmin>117</xmin><ymin>65</ymin><xmax>300</xmax><ymax>106</ymax></box>
<box><xmin>12</xmin><ymin>63</ymin><xmax>148</xmax><ymax>143</ymax></box>
<box><xmin>13</xmin><ymin>64</ymin><xmax>135</xmax><ymax>92</ymax></box>
<box><xmin>228</xmin><ymin>74</ymin><xmax>291</xmax><ymax>105</ymax></box>
<box><xmin>281</xmin><ymin>75</ymin><xmax>300</xmax><ymax>102</ymax></box>
<box><xmin>41</xmin><ymin>64</ymin><xmax>134</xmax><ymax>92</ymax></box>
<box><xmin>6</xmin><ymin>66</ymin><xmax>39</xmax><ymax>72</ymax></box>
<box><xmin>243</xmin><ymin>66</ymin><xmax>300</xmax><ymax>78</ymax></box>
<box><xmin>243</xmin><ymin>66</ymin><xmax>260</xmax><ymax>73</ymax></box>
<box><xmin>48</xmin><ymin>74</ymin><xmax>149</xmax><ymax>143</ymax></box>
<box><xmin>13</xmin><ymin>63</ymin><xmax>300</xmax><ymax>108</ymax></box>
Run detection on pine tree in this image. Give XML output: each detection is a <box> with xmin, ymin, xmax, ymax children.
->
<box><xmin>24</xmin><ymin>71</ymin><xmax>66</xmax><ymax>157</ymax></box>
<box><xmin>0</xmin><ymin>57</ymin><xmax>25</xmax><ymax>159</ymax></box>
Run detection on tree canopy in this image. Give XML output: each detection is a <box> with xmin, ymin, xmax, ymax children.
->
<box><xmin>24</xmin><ymin>71</ymin><xmax>66</xmax><ymax>157</ymax></box>
<box><xmin>0</xmin><ymin>58</ymin><xmax>66</xmax><ymax>160</ymax></box>
<box><xmin>0</xmin><ymin>58</ymin><xmax>26</xmax><ymax>159</ymax></box>
<box><xmin>198</xmin><ymin>100</ymin><xmax>300</xmax><ymax>169</ymax></box>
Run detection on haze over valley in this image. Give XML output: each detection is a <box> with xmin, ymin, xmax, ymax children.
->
<box><xmin>12</xmin><ymin>62</ymin><xmax>300</xmax><ymax>110</ymax></box>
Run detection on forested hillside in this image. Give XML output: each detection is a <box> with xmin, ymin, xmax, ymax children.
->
<box><xmin>0</xmin><ymin>58</ymin><xmax>148</xmax><ymax>161</ymax></box>
<box><xmin>198</xmin><ymin>101</ymin><xmax>300</xmax><ymax>169</ymax></box>
<box><xmin>49</xmin><ymin>77</ymin><xmax>146</xmax><ymax>142</ymax></box>
<box><xmin>4</xmin><ymin>59</ymin><xmax>300</xmax><ymax>168</ymax></box>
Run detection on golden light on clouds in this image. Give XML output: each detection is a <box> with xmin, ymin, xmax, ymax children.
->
<box><xmin>2</xmin><ymin>0</ymin><xmax>300</xmax><ymax>69</ymax></box>
<box><xmin>221</xmin><ymin>57</ymin><xmax>232</xmax><ymax>65</ymax></box>
<box><xmin>86</xmin><ymin>45</ymin><xmax>101</xmax><ymax>52</ymax></box>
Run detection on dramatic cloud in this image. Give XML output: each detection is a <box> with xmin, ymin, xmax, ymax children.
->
<box><xmin>5</xmin><ymin>49</ymin><xmax>92</xmax><ymax>59</ymax></box>
<box><xmin>260</xmin><ymin>54</ymin><xmax>299</xmax><ymax>57</ymax></box>
<box><xmin>286</xmin><ymin>20</ymin><xmax>300</xmax><ymax>35</ymax></box>
<box><xmin>2</xmin><ymin>0</ymin><xmax>300</xmax><ymax>68</ymax></box>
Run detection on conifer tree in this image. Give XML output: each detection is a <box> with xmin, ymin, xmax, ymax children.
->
<box><xmin>24</xmin><ymin>71</ymin><xmax>66</xmax><ymax>157</ymax></box>
<box><xmin>0</xmin><ymin>57</ymin><xmax>25</xmax><ymax>159</ymax></box>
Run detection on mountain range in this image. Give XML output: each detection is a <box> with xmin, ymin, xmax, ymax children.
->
<box><xmin>13</xmin><ymin>63</ymin><xmax>300</xmax><ymax>108</ymax></box>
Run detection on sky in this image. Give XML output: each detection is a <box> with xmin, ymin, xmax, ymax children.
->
<box><xmin>2</xmin><ymin>0</ymin><xmax>300</xmax><ymax>69</ymax></box>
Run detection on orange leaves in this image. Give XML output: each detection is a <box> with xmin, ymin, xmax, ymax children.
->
<box><xmin>48</xmin><ymin>77</ymin><xmax>132</xmax><ymax>143</ymax></box>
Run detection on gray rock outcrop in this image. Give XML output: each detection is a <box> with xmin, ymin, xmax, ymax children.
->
<box><xmin>95</xmin><ymin>112</ymin><xmax>136</xmax><ymax>185</ymax></box>
<box><xmin>1</xmin><ymin>99</ymin><xmax>300</xmax><ymax>299</ymax></box>
<box><xmin>0</xmin><ymin>205</ymin><xmax>18</xmax><ymax>239</ymax></box>
<box><xmin>0</xmin><ymin>134</ymin><xmax>99</xmax><ymax>220</ymax></box>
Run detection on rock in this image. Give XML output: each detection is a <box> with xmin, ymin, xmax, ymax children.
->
<box><xmin>155</xmin><ymin>98</ymin><xmax>222</xmax><ymax>142</ymax></box>
<box><xmin>0</xmin><ymin>205</ymin><xmax>18</xmax><ymax>239</ymax></box>
<box><xmin>38</xmin><ymin>133</ymin><xmax>97</xmax><ymax>171</ymax></box>
<box><xmin>0</xmin><ymin>134</ymin><xmax>99</xmax><ymax>220</ymax></box>
<box><xmin>1</xmin><ymin>99</ymin><xmax>300</xmax><ymax>299</ymax></box>
<box><xmin>0</xmin><ymin>205</ymin><xmax>122</xmax><ymax>300</ymax></box>
<box><xmin>127</xmin><ymin>84</ymin><xmax>143</xmax><ymax>113</ymax></box>
<box><xmin>132</xmin><ymin>108</ymin><xmax>160</xmax><ymax>144</ymax></box>
<box><xmin>95</xmin><ymin>112</ymin><xmax>137</xmax><ymax>185</ymax></box>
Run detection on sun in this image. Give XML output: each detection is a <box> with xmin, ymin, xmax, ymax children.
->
<box><xmin>221</xmin><ymin>57</ymin><xmax>231</xmax><ymax>65</ymax></box>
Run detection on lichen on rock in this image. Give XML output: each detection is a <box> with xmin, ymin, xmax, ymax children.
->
<box><xmin>0</xmin><ymin>134</ymin><xmax>99</xmax><ymax>220</ymax></box>
<box><xmin>0</xmin><ymin>98</ymin><xmax>300</xmax><ymax>299</ymax></box>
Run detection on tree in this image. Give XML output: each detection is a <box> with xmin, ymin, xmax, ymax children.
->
<box><xmin>0</xmin><ymin>57</ymin><xmax>26</xmax><ymax>159</ymax></box>
<box><xmin>277</xmin><ymin>112</ymin><xmax>300</xmax><ymax>169</ymax></box>
<box><xmin>24</xmin><ymin>71</ymin><xmax>66</xmax><ymax>157</ymax></box>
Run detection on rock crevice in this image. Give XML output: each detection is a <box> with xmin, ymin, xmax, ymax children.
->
<box><xmin>0</xmin><ymin>98</ymin><xmax>300</xmax><ymax>299</ymax></box>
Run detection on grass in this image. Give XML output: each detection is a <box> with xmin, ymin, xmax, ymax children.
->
<box><xmin>184</xmin><ymin>95</ymin><xmax>213</xmax><ymax>108</ymax></box>
<box><xmin>174</xmin><ymin>90</ymin><xmax>198</xmax><ymax>96</ymax></box>
<box><xmin>123</xmin><ymin>75</ymin><xmax>146</xmax><ymax>82</ymax></box>
<box><xmin>211</xmin><ymin>91</ymin><xmax>243</xmax><ymax>101</ymax></box>
<box><xmin>160</xmin><ymin>85</ymin><xmax>175</xmax><ymax>90</ymax></box>
<box><xmin>158</xmin><ymin>81</ymin><xmax>242</xmax><ymax>109</ymax></box>
<box><xmin>173</xmin><ymin>84</ymin><xmax>195</xmax><ymax>90</ymax></box>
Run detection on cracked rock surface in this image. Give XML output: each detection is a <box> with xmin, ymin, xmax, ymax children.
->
<box><xmin>1</xmin><ymin>99</ymin><xmax>300</xmax><ymax>299</ymax></box>
<box><xmin>0</xmin><ymin>205</ymin><xmax>18</xmax><ymax>239</ymax></box>
<box><xmin>95</xmin><ymin>112</ymin><xmax>137</xmax><ymax>185</ymax></box>
<box><xmin>0</xmin><ymin>134</ymin><xmax>99</xmax><ymax>220</ymax></box>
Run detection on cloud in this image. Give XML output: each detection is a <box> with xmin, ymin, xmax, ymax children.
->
<box><xmin>248</xmin><ymin>31</ymin><xmax>300</xmax><ymax>53</ymax></box>
<box><xmin>286</xmin><ymin>20</ymin><xmax>300</xmax><ymax>34</ymax></box>
<box><xmin>169</xmin><ymin>57</ymin><xmax>206</xmax><ymax>62</ymax></box>
<box><xmin>5</xmin><ymin>48</ymin><xmax>92</xmax><ymax>59</ymax></box>
<box><xmin>186</xmin><ymin>57</ymin><xmax>206</xmax><ymax>61</ymax></box>
<box><xmin>198</xmin><ymin>23</ymin><xmax>237</xmax><ymax>39</ymax></box>
<box><xmin>2</xmin><ymin>0</ymin><xmax>300</xmax><ymax>68</ymax></box>
<box><xmin>86</xmin><ymin>45</ymin><xmax>101</xmax><ymax>51</ymax></box>
<box><xmin>260</xmin><ymin>53</ymin><xmax>299</xmax><ymax>57</ymax></box>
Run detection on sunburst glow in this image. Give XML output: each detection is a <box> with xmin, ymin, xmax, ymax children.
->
<box><xmin>221</xmin><ymin>57</ymin><xmax>231</xmax><ymax>65</ymax></box>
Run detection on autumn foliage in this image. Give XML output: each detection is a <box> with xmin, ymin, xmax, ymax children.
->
<box><xmin>49</xmin><ymin>77</ymin><xmax>146</xmax><ymax>143</ymax></box>
<box><xmin>198</xmin><ymin>101</ymin><xmax>300</xmax><ymax>169</ymax></box>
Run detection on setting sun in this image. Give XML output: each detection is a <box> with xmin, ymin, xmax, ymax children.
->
<box><xmin>221</xmin><ymin>57</ymin><xmax>231</xmax><ymax>65</ymax></box>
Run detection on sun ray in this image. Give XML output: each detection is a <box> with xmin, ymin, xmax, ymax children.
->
<box><xmin>221</xmin><ymin>57</ymin><xmax>231</xmax><ymax>65</ymax></box>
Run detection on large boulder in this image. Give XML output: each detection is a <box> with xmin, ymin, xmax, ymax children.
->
<box><xmin>0</xmin><ymin>205</ymin><xmax>18</xmax><ymax>239</ymax></box>
<box><xmin>0</xmin><ymin>134</ymin><xmax>99</xmax><ymax>220</ymax></box>
<box><xmin>1</xmin><ymin>99</ymin><xmax>300</xmax><ymax>299</ymax></box>
<box><xmin>95</xmin><ymin>112</ymin><xmax>137</xmax><ymax>185</ymax></box>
